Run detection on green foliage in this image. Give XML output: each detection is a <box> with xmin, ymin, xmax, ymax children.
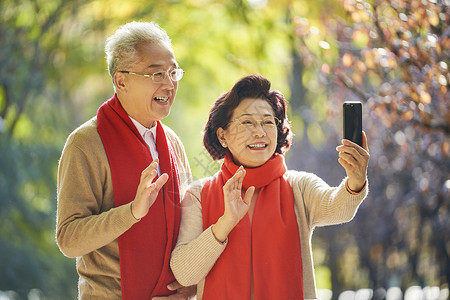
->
<box><xmin>0</xmin><ymin>135</ymin><xmax>77</xmax><ymax>298</ymax></box>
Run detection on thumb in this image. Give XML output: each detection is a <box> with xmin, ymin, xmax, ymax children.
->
<box><xmin>167</xmin><ymin>280</ymin><xmax>182</xmax><ymax>291</ymax></box>
<box><xmin>362</xmin><ymin>131</ymin><xmax>369</xmax><ymax>153</ymax></box>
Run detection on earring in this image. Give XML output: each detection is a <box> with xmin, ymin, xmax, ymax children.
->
<box><xmin>222</xmin><ymin>141</ymin><xmax>227</xmax><ymax>147</ymax></box>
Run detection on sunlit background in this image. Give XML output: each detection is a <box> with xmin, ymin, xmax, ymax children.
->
<box><xmin>0</xmin><ymin>0</ymin><xmax>449</xmax><ymax>299</ymax></box>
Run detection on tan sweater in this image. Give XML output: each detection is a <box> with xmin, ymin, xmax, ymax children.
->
<box><xmin>170</xmin><ymin>171</ymin><xmax>368</xmax><ymax>300</ymax></box>
<box><xmin>56</xmin><ymin>117</ymin><xmax>192</xmax><ymax>299</ymax></box>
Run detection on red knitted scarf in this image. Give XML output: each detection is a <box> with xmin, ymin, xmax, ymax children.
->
<box><xmin>201</xmin><ymin>154</ymin><xmax>304</xmax><ymax>300</ymax></box>
<box><xmin>97</xmin><ymin>94</ymin><xmax>181</xmax><ymax>299</ymax></box>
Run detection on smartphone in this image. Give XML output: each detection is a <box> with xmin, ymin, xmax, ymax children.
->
<box><xmin>343</xmin><ymin>101</ymin><xmax>362</xmax><ymax>147</ymax></box>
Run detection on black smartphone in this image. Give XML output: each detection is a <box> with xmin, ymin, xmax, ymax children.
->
<box><xmin>343</xmin><ymin>101</ymin><xmax>362</xmax><ymax>147</ymax></box>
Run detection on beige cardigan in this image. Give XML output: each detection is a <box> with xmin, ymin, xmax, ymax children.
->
<box><xmin>170</xmin><ymin>171</ymin><xmax>368</xmax><ymax>300</ymax></box>
<box><xmin>56</xmin><ymin>117</ymin><xmax>192</xmax><ymax>299</ymax></box>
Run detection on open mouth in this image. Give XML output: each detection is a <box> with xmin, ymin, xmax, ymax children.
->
<box><xmin>154</xmin><ymin>96</ymin><xmax>169</xmax><ymax>103</ymax></box>
<box><xmin>248</xmin><ymin>143</ymin><xmax>267</xmax><ymax>150</ymax></box>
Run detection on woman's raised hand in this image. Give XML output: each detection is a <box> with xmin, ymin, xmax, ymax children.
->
<box><xmin>212</xmin><ymin>166</ymin><xmax>255</xmax><ymax>243</ymax></box>
<box><xmin>222</xmin><ymin>166</ymin><xmax>255</xmax><ymax>226</ymax></box>
<box><xmin>336</xmin><ymin>131</ymin><xmax>370</xmax><ymax>193</ymax></box>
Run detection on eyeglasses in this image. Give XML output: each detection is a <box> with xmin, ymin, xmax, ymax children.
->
<box><xmin>230</xmin><ymin>115</ymin><xmax>281</xmax><ymax>131</ymax></box>
<box><xmin>119</xmin><ymin>68</ymin><xmax>184</xmax><ymax>83</ymax></box>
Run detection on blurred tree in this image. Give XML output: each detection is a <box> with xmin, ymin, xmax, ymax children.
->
<box><xmin>291</xmin><ymin>0</ymin><xmax>449</xmax><ymax>296</ymax></box>
<box><xmin>0</xmin><ymin>0</ymin><xmax>91</xmax><ymax>298</ymax></box>
<box><xmin>0</xmin><ymin>0</ymin><xmax>312</xmax><ymax>297</ymax></box>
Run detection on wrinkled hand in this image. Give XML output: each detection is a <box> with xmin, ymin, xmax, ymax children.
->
<box><xmin>131</xmin><ymin>158</ymin><xmax>169</xmax><ymax>220</ymax></box>
<box><xmin>211</xmin><ymin>166</ymin><xmax>255</xmax><ymax>243</ymax></box>
<box><xmin>336</xmin><ymin>131</ymin><xmax>370</xmax><ymax>192</ymax></box>
<box><xmin>223</xmin><ymin>166</ymin><xmax>255</xmax><ymax>227</ymax></box>
<box><xmin>152</xmin><ymin>281</ymin><xmax>196</xmax><ymax>300</ymax></box>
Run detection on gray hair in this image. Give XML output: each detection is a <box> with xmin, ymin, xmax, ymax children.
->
<box><xmin>105</xmin><ymin>21</ymin><xmax>173</xmax><ymax>82</ymax></box>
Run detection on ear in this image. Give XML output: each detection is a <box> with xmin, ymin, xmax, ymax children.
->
<box><xmin>114</xmin><ymin>72</ymin><xmax>127</xmax><ymax>92</ymax></box>
<box><xmin>216</xmin><ymin>128</ymin><xmax>227</xmax><ymax>148</ymax></box>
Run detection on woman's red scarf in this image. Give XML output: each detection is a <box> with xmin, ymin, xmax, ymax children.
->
<box><xmin>201</xmin><ymin>154</ymin><xmax>304</xmax><ymax>300</ymax></box>
<box><xmin>97</xmin><ymin>94</ymin><xmax>181</xmax><ymax>299</ymax></box>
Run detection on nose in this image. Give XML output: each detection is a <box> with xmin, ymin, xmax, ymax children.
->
<box><xmin>253</xmin><ymin>122</ymin><xmax>266</xmax><ymax>137</ymax></box>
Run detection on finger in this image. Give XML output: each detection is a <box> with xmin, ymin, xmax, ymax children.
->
<box><xmin>224</xmin><ymin>166</ymin><xmax>243</xmax><ymax>190</ymax></box>
<box><xmin>141</xmin><ymin>161</ymin><xmax>159</xmax><ymax>183</ymax></box>
<box><xmin>243</xmin><ymin>186</ymin><xmax>255</xmax><ymax>205</ymax></box>
<box><xmin>236</xmin><ymin>168</ymin><xmax>245</xmax><ymax>190</ymax></box>
<box><xmin>344</xmin><ymin>139</ymin><xmax>370</xmax><ymax>159</ymax></box>
<box><xmin>167</xmin><ymin>280</ymin><xmax>182</xmax><ymax>291</ymax></box>
<box><xmin>338</xmin><ymin>151</ymin><xmax>359</xmax><ymax>167</ymax></box>
<box><xmin>144</xmin><ymin>174</ymin><xmax>168</xmax><ymax>198</ymax></box>
<box><xmin>339</xmin><ymin>141</ymin><xmax>366</xmax><ymax>161</ymax></box>
<box><xmin>338</xmin><ymin>157</ymin><xmax>352</xmax><ymax>170</ymax></box>
<box><xmin>142</xmin><ymin>159</ymin><xmax>159</xmax><ymax>175</ymax></box>
<box><xmin>144</xmin><ymin>169</ymin><xmax>159</xmax><ymax>188</ymax></box>
<box><xmin>362</xmin><ymin>131</ymin><xmax>369</xmax><ymax>153</ymax></box>
<box><xmin>341</xmin><ymin>138</ymin><xmax>362</xmax><ymax>152</ymax></box>
<box><xmin>233</xmin><ymin>166</ymin><xmax>244</xmax><ymax>189</ymax></box>
<box><xmin>153</xmin><ymin>173</ymin><xmax>169</xmax><ymax>191</ymax></box>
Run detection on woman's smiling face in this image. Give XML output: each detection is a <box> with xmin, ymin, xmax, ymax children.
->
<box><xmin>217</xmin><ymin>98</ymin><xmax>279</xmax><ymax>168</ymax></box>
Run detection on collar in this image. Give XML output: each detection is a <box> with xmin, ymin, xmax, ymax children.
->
<box><xmin>129</xmin><ymin>116</ymin><xmax>158</xmax><ymax>140</ymax></box>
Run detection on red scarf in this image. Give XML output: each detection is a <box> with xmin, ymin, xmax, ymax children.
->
<box><xmin>201</xmin><ymin>154</ymin><xmax>304</xmax><ymax>300</ymax></box>
<box><xmin>97</xmin><ymin>94</ymin><xmax>181</xmax><ymax>299</ymax></box>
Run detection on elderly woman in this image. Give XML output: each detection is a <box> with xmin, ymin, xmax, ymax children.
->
<box><xmin>170</xmin><ymin>74</ymin><xmax>369</xmax><ymax>300</ymax></box>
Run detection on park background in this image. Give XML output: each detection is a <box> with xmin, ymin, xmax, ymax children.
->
<box><xmin>0</xmin><ymin>0</ymin><xmax>449</xmax><ymax>299</ymax></box>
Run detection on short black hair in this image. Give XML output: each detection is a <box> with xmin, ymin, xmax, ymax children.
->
<box><xmin>203</xmin><ymin>74</ymin><xmax>292</xmax><ymax>161</ymax></box>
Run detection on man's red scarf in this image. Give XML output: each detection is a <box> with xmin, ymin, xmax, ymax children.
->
<box><xmin>97</xmin><ymin>94</ymin><xmax>181</xmax><ymax>299</ymax></box>
<box><xmin>201</xmin><ymin>154</ymin><xmax>304</xmax><ymax>300</ymax></box>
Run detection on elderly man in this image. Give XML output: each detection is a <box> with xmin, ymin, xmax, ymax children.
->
<box><xmin>56</xmin><ymin>21</ymin><xmax>193</xmax><ymax>299</ymax></box>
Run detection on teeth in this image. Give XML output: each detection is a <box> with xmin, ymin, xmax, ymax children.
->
<box><xmin>248</xmin><ymin>144</ymin><xmax>266</xmax><ymax>148</ymax></box>
<box><xmin>154</xmin><ymin>97</ymin><xmax>169</xmax><ymax>102</ymax></box>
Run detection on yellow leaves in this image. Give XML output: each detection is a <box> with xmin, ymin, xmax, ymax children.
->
<box><xmin>427</xmin><ymin>10</ymin><xmax>440</xmax><ymax>27</ymax></box>
<box><xmin>85</xmin><ymin>0</ymin><xmax>143</xmax><ymax>20</ymax></box>
<box><xmin>343</xmin><ymin>0</ymin><xmax>372</xmax><ymax>23</ymax></box>
<box><xmin>352</xmin><ymin>29</ymin><xmax>369</xmax><ymax>48</ymax></box>
<box><xmin>362</xmin><ymin>50</ymin><xmax>375</xmax><ymax>69</ymax></box>
<box><xmin>343</xmin><ymin>0</ymin><xmax>357</xmax><ymax>13</ymax></box>
<box><xmin>402</xmin><ymin>110</ymin><xmax>414</xmax><ymax>121</ymax></box>
<box><xmin>352</xmin><ymin>72</ymin><xmax>363</xmax><ymax>85</ymax></box>
<box><xmin>442</xmin><ymin>141</ymin><xmax>450</xmax><ymax>158</ymax></box>
<box><xmin>355</xmin><ymin>60</ymin><xmax>367</xmax><ymax>73</ymax></box>
<box><xmin>419</xmin><ymin>91</ymin><xmax>432</xmax><ymax>104</ymax></box>
<box><xmin>351</xmin><ymin>10</ymin><xmax>369</xmax><ymax>23</ymax></box>
<box><xmin>342</xmin><ymin>53</ymin><xmax>353</xmax><ymax>67</ymax></box>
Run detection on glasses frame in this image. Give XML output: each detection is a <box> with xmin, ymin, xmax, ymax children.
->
<box><xmin>118</xmin><ymin>68</ymin><xmax>184</xmax><ymax>83</ymax></box>
<box><xmin>230</xmin><ymin>115</ymin><xmax>281</xmax><ymax>131</ymax></box>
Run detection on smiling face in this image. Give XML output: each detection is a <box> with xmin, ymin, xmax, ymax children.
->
<box><xmin>114</xmin><ymin>41</ymin><xmax>179</xmax><ymax>128</ymax></box>
<box><xmin>217</xmin><ymin>98</ymin><xmax>278</xmax><ymax>168</ymax></box>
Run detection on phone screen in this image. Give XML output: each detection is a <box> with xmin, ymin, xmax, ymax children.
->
<box><xmin>343</xmin><ymin>101</ymin><xmax>362</xmax><ymax>147</ymax></box>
